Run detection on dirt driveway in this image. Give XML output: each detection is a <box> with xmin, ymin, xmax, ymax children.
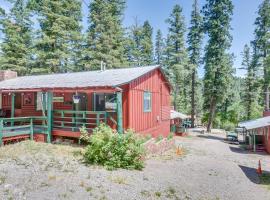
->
<box><xmin>0</xmin><ymin>132</ymin><xmax>270</xmax><ymax>200</ymax></box>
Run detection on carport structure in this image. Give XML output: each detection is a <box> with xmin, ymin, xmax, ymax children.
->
<box><xmin>238</xmin><ymin>116</ymin><xmax>270</xmax><ymax>153</ymax></box>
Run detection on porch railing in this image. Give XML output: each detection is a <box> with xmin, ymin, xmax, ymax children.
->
<box><xmin>53</xmin><ymin>110</ymin><xmax>108</xmax><ymax>132</ymax></box>
<box><xmin>0</xmin><ymin>116</ymin><xmax>48</xmax><ymax>144</ymax></box>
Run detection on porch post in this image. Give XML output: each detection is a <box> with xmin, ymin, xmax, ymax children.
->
<box><xmin>0</xmin><ymin>119</ymin><xmax>3</xmax><ymax>146</ymax></box>
<box><xmin>116</xmin><ymin>91</ymin><xmax>123</xmax><ymax>134</ymax></box>
<box><xmin>253</xmin><ymin>129</ymin><xmax>256</xmax><ymax>152</ymax></box>
<box><xmin>11</xmin><ymin>93</ymin><xmax>15</xmax><ymax>126</ymax></box>
<box><xmin>46</xmin><ymin>91</ymin><xmax>53</xmax><ymax>143</ymax></box>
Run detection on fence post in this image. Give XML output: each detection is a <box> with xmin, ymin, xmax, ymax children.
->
<box><xmin>30</xmin><ymin>118</ymin><xmax>34</xmax><ymax>140</ymax></box>
<box><xmin>116</xmin><ymin>91</ymin><xmax>123</xmax><ymax>134</ymax></box>
<box><xmin>0</xmin><ymin>119</ymin><xmax>3</xmax><ymax>146</ymax></box>
<box><xmin>47</xmin><ymin>91</ymin><xmax>53</xmax><ymax>143</ymax></box>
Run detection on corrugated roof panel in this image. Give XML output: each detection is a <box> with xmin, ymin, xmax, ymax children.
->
<box><xmin>238</xmin><ymin>116</ymin><xmax>270</xmax><ymax>130</ymax></box>
<box><xmin>170</xmin><ymin>110</ymin><xmax>188</xmax><ymax>120</ymax></box>
<box><xmin>0</xmin><ymin>65</ymin><xmax>160</xmax><ymax>90</ymax></box>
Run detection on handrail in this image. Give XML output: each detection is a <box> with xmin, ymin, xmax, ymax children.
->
<box><xmin>53</xmin><ymin>110</ymin><xmax>106</xmax><ymax>114</ymax></box>
<box><xmin>0</xmin><ymin>116</ymin><xmax>48</xmax><ymax>145</ymax></box>
<box><xmin>52</xmin><ymin>109</ymin><xmax>108</xmax><ymax>131</ymax></box>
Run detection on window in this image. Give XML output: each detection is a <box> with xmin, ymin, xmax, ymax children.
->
<box><xmin>143</xmin><ymin>91</ymin><xmax>151</xmax><ymax>112</ymax></box>
<box><xmin>36</xmin><ymin>92</ymin><xmax>47</xmax><ymax>111</ymax></box>
<box><xmin>94</xmin><ymin>93</ymin><xmax>116</xmax><ymax>111</ymax></box>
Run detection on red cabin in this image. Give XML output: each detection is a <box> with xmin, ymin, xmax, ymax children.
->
<box><xmin>0</xmin><ymin>66</ymin><xmax>171</xmax><ymax>144</ymax></box>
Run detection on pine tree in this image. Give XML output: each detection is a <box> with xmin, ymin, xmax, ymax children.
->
<box><xmin>83</xmin><ymin>0</ymin><xmax>126</xmax><ymax>70</ymax></box>
<box><xmin>0</xmin><ymin>0</ymin><xmax>32</xmax><ymax>75</ymax></box>
<box><xmin>155</xmin><ymin>29</ymin><xmax>165</xmax><ymax>65</ymax></box>
<box><xmin>166</xmin><ymin>4</ymin><xmax>190</xmax><ymax>113</ymax></box>
<box><xmin>30</xmin><ymin>0</ymin><xmax>82</xmax><ymax>74</ymax></box>
<box><xmin>203</xmin><ymin>0</ymin><xmax>234</xmax><ymax>132</ymax></box>
<box><xmin>187</xmin><ymin>0</ymin><xmax>203</xmax><ymax>127</ymax></box>
<box><xmin>125</xmin><ymin>19</ymin><xmax>154</xmax><ymax>66</ymax></box>
<box><xmin>254</xmin><ymin>0</ymin><xmax>270</xmax><ymax>111</ymax></box>
<box><xmin>126</xmin><ymin>19</ymin><xmax>143</xmax><ymax>66</ymax></box>
<box><xmin>141</xmin><ymin>20</ymin><xmax>153</xmax><ymax>65</ymax></box>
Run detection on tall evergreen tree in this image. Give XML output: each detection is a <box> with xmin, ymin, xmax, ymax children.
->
<box><xmin>187</xmin><ymin>0</ymin><xmax>203</xmax><ymax>127</ymax></box>
<box><xmin>141</xmin><ymin>20</ymin><xmax>153</xmax><ymax>65</ymax></box>
<box><xmin>254</xmin><ymin>0</ymin><xmax>270</xmax><ymax>111</ymax></box>
<box><xmin>0</xmin><ymin>0</ymin><xmax>32</xmax><ymax>75</ymax></box>
<box><xmin>203</xmin><ymin>0</ymin><xmax>234</xmax><ymax>132</ymax></box>
<box><xmin>166</xmin><ymin>4</ymin><xmax>189</xmax><ymax>113</ymax></box>
<box><xmin>83</xmin><ymin>0</ymin><xmax>126</xmax><ymax>70</ymax></box>
<box><xmin>241</xmin><ymin>44</ymin><xmax>263</xmax><ymax>120</ymax></box>
<box><xmin>126</xmin><ymin>19</ymin><xmax>154</xmax><ymax>66</ymax></box>
<box><xmin>155</xmin><ymin>29</ymin><xmax>165</xmax><ymax>65</ymax></box>
<box><xmin>31</xmin><ymin>0</ymin><xmax>82</xmax><ymax>74</ymax></box>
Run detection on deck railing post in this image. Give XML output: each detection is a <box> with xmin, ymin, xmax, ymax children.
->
<box><xmin>0</xmin><ymin>119</ymin><xmax>3</xmax><ymax>146</ymax></box>
<box><xmin>96</xmin><ymin>113</ymin><xmax>100</xmax><ymax>126</ymax></box>
<box><xmin>116</xmin><ymin>91</ymin><xmax>123</xmax><ymax>134</ymax></box>
<box><xmin>61</xmin><ymin>110</ymin><xmax>64</xmax><ymax>128</ymax></box>
<box><xmin>47</xmin><ymin>91</ymin><xmax>53</xmax><ymax>143</ymax></box>
<box><xmin>30</xmin><ymin>118</ymin><xmax>34</xmax><ymax>140</ymax></box>
<box><xmin>11</xmin><ymin>93</ymin><xmax>15</xmax><ymax>126</ymax></box>
<box><xmin>83</xmin><ymin>111</ymin><xmax>86</xmax><ymax>127</ymax></box>
<box><xmin>104</xmin><ymin>112</ymin><xmax>107</xmax><ymax>125</ymax></box>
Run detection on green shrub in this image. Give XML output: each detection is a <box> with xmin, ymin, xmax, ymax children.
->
<box><xmin>156</xmin><ymin>135</ymin><xmax>163</xmax><ymax>142</ymax></box>
<box><xmin>167</xmin><ymin>132</ymin><xmax>174</xmax><ymax>140</ymax></box>
<box><xmin>82</xmin><ymin>124</ymin><xmax>145</xmax><ymax>170</ymax></box>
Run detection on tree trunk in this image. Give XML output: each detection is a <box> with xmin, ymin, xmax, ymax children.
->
<box><xmin>265</xmin><ymin>86</ymin><xmax>269</xmax><ymax>111</ymax></box>
<box><xmin>173</xmin><ymin>85</ymin><xmax>178</xmax><ymax>110</ymax></box>
<box><xmin>191</xmin><ymin>69</ymin><xmax>195</xmax><ymax>128</ymax></box>
<box><xmin>207</xmin><ymin>96</ymin><xmax>216</xmax><ymax>133</ymax></box>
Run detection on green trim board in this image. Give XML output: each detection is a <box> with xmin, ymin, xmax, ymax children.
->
<box><xmin>116</xmin><ymin>92</ymin><xmax>123</xmax><ymax>134</ymax></box>
<box><xmin>46</xmin><ymin>91</ymin><xmax>53</xmax><ymax>143</ymax></box>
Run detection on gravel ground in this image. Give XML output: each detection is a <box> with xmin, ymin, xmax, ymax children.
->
<box><xmin>0</xmin><ymin>131</ymin><xmax>270</xmax><ymax>200</ymax></box>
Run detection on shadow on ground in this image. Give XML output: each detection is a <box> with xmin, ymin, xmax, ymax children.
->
<box><xmin>239</xmin><ymin>165</ymin><xmax>260</xmax><ymax>184</ymax></box>
<box><xmin>230</xmin><ymin>146</ymin><xmax>268</xmax><ymax>156</ymax></box>
<box><xmin>197</xmin><ymin>134</ymin><xmax>224</xmax><ymax>141</ymax></box>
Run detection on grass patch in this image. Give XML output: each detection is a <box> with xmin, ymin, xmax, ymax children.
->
<box><xmin>259</xmin><ymin>173</ymin><xmax>270</xmax><ymax>190</ymax></box>
<box><xmin>108</xmin><ymin>175</ymin><xmax>128</xmax><ymax>185</ymax></box>
<box><xmin>140</xmin><ymin>190</ymin><xmax>151</xmax><ymax>197</ymax></box>
<box><xmin>154</xmin><ymin>191</ymin><xmax>162</xmax><ymax>197</ymax></box>
<box><xmin>0</xmin><ymin>174</ymin><xmax>6</xmax><ymax>185</ymax></box>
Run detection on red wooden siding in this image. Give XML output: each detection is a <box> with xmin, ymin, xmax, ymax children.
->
<box><xmin>1</xmin><ymin>67</ymin><xmax>171</xmax><ymax>137</ymax></box>
<box><xmin>125</xmin><ymin>68</ymin><xmax>171</xmax><ymax>137</ymax></box>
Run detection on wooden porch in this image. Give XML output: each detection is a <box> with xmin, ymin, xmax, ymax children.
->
<box><xmin>0</xmin><ymin>89</ymin><xmax>123</xmax><ymax>145</ymax></box>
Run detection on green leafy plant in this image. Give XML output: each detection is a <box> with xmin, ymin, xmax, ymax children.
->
<box><xmin>82</xmin><ymin>123</ymin><xmax>145</xmax><ymax>170</ymax></box>
<box><xmin>155</xmin><ymin>135</ymin><xmax>163</xmax><ymax>142</ymax></box>
<box><xmin>167</xmin><ymin>132</ymin><xmax>174</xmax><ymax>140</ymax></box>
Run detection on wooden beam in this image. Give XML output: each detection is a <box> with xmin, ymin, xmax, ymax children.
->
<box><xmin>116</xmin><ymin>91</ymin><xmax>123</xmax><ymax>134</ymax></box>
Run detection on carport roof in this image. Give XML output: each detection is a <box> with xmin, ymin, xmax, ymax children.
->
<box><xmin>238</xmin><ymin>116</ymin><xmax>270</xmax><ymax>130</ymax></box>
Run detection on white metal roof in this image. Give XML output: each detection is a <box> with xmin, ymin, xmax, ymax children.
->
<box><xmin>0</xmin><ymin>65</ymin><xmax>161</xmax><ymax>90</ymax></box>
<box><xmin>238</xmin><ymin>116</ymin><xmax>270</xmax><ymax>130</ymax></box>
<box><xmin>170</xmin><ymin>110</ymin><xmax>188</xmax><ymax>120</ymax></box>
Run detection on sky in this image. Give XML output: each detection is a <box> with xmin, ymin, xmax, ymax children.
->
<box><xmin>1</xmin><ymin>0</ymin><xmax>264</xmax><ymax>77</ymax></box>
<box><xmin>120</xmin><ymin>0</ymin><xmax>263</xmax><ymax>77</ymax></box>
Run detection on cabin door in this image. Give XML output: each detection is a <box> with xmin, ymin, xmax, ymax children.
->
<box><xmin>15</xmin><ymin>93</ymin><xmax>22</xmax><ymax>116</ymax></box>
<box><xmin>74</xmin><ymin>93</ymin><xmax>87</xmax><ymax>111</ymax></box>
